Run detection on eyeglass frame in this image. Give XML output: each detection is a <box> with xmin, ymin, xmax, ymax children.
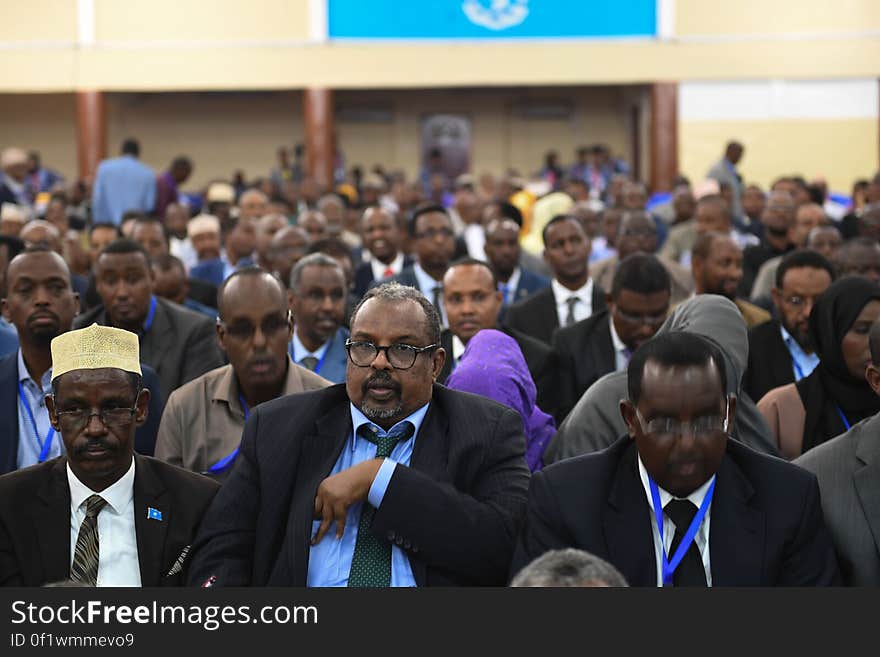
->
<box><xmin>345</xmin><ymin>339</ymin><xmax>439</xmax><ymax>370</ymax></box>
<box><xmin>51</xmin><ymin>395</ymin><xmax>142</xmax><ymax>432</ymax></box>
<box><xmin>216</xmin><ymin>309</ymin><xmax>293</xmax><ymax>341</ymax></box>
<box><xmin>633</xmin><ymin>396</ymin><xmax>731</xmax><ymax>439</ymax></box>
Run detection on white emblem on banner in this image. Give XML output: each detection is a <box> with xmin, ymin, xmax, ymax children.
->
<box><xmin>461</xmin><ymin>0</ymin><xmax>529</xmax><ymax>31</ymax></box>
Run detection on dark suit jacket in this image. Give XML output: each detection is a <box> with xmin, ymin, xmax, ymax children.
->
<box><xmin>186</xmin><ymin>277</ymin><xmax>218</xmax><ymax>310</ymax></box>
<box><xmin>511</xmin><ymin>436</ymin><xmax>840</xmax><ymax>586</ymax></box>
<box><xmin>551</xmin><ymin>309</ymin><xmax>617</xmax><ymax>422</ymax></box>
<box><xmin>437</xmin><ymin>326</ymin><xmax>557</xmax><ymax>414</ymax></box>
<box><xmin>0</xmin><ymin>353</ymin><xmax>166</xmax><ymax>474</ymax></box>
<box><xmin>503</xmin><ymin>283</ymin><xmax>607</xmax><ymax>346</ymax></box>
<box><xmin>73</xmin><ymin>297</ymin><xmax>225</xmax><ymax>401</ymax></box>
<box><xmin>744</xmin><ymin>319</ymin><xmax>796</xmax><ymax>403</ymax></box>
<box><xmin>0</xmin><ymin>454</ymin><xmax>219</xmax><ymax>586</ymax></box>
<box><xmin>384</xmin><ymin>265</ymin><xmax>421</xmax><ymax>291</ymax></box>
<box><xmin>795</xmin><ymin>412</ymin><xmax>880</xmax><ymax>586</ymax></box>
<box><xmin>353</xmin><ymin>255</ymin><xmax>415</xmax><ymax>300</ymax></box>
<box><xmin>187</xmin><ymin>384</ymin><xmax>530</xmax><ymax>586</ymax></box>
<box><xmin>509</xmin><ymin>267</ymin><xmax>551</xmax><ymax>306</ymax></box>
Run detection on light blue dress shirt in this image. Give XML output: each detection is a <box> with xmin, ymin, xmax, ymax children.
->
<box><xmin>412</xmin><ymin>263</ymin><xmax>447</xmax><ymax>327</ymax></box>
<box><xmin>289</xmin><ymin>330</ymin><xmax>330</xmax><ymax>368</ymax></box>
<box><xmin>91</xmin><ymin>155</ymin><xmax>156</xmax><ymax>225</ymax></box>
<box><xmin>780</xmin><ymin>325</ymin><xmax>820</xmax><ymax>381</ymax></box>
<box><xmin>16</xmin><ymin>350</ymin><xmax>62</xmax><ymax>469</ymax></box>
<box><xmin>306</xmin><ymin>401</ymin><xmax>430</xmax><ymax>587</ymax></box>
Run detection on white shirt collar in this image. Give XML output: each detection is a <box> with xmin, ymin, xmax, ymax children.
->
<box><xmin>452</xmin><ymin>334</ymin><xmax>467</xmax><ymax>362</ymax></box>
<box><xmin>608</xmin><ymin>315</ymin><xmax>627</xmax><ymax>354</ymax></box>
<box><xmin>637</xmin><ymin>453</ymin><xmax>715</xmax><ymax>514</ymax></box>
<box><xmin>501</xmin><ymin>267</ymin><xmax>521</xmax><ymax>293</ymax></box>
<box><xmin>67</xmin><ymin>457</ymin><xmax>135</xmax><ymax>516</ymax></box>
<box><xmin>370</xmin><ymin>251</ymin><xmax>404</xmax><ymax>282</ymax></box>
<box><xmin>291</xmin><ymin>328</ymin><xmax>330</xmax><ymax>362</ymax></box>
<box><xmin>551</xmin><ymin>276</ymin><xmax>593</xmax><ymax>307</ymax></box>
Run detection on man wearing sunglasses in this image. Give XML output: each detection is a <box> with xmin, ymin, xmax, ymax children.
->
<box><xmin>154</xmin><ymin>267</ymin><xmax>331</xmax><ymax>480</ymax></box>
<box><xmin>512</xmin><ymin>330</ymin><xmax>839</xmax><ymax>586</ymax></box>
<box><xmin>188</xmin><ymin>282</ymin><xmax>530</xmax><ymax>586</ymax></box>
<box><xmin>0</xmin><ymin>324</ymin><xmax>219</xmax><ymax>586</ymax></box>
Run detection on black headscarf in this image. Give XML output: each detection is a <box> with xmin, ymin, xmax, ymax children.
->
<box><xmin>796</xmin><ymin>276</ymin><xmax>880</xmax><ymax>453</ymax></box>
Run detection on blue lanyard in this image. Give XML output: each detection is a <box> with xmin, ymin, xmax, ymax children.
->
<box><xmin>649</xmin><ymin>476</ymin><xmax>715</xmax><ymax>586</ymax></box>
<box><xmin>288</xmin><ymin>341</ymin><xmax>329</xmax><ymax>374</ymax></box>
<box><xmin>835</xmin><ymin>405</ymin><xmax>851</xmax><ymax>431</ymax></box>
<box><xmin>143</xmin><ymin>295</ymin><xmax>158</xmax><ymax>334</ymax></box>
<box><xmin>792</xmin><ymin>357</ymin><xmax>805</xmax><ymax>381</ymax></box>
<box><xmin>206</xmin><ymin>395</ymin><xmax>249</xmax><ymax>475</ymax></box>
<box><xmin>17</xmin><ymin>381</ymin><xmax>56</xmax><ymax>462</ymax></box>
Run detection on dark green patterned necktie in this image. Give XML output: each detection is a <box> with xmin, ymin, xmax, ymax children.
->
<box><xmin>347</xmin><ymin>422</ymin><xmax>414</xmax><ymax>587</ymax></box>
<box><xmin>70</xmin><ymin>495</ymin><xmax>107</xmax><ymax>586</ymax></box>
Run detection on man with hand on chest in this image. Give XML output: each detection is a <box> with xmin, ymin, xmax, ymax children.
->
<box><xmin>188</xmin><ymin>282</ymin><xmax>530</xmax><ymax>587</ymax></box>
<box><xmin>512</xmin><ymin>330</ymin><xmax>839</xmax><ymax>586</ymax></box>
<box><xmin>0</xmin><ymin>324</ymin><xmax>218</xmax><ymax>586</ymax></box>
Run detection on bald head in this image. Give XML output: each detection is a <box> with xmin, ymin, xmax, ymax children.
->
<box><xmin>238</xmin><ymin>189</ymin><xmax>269</xmax><ymax>221</ymax></box>
<box><xmin>20</xmin><ymin>220</ymin><xmax>62</xmax><ymax>253</ymax></box>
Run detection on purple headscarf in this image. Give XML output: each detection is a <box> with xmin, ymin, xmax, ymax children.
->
<box><xmin>446</xmin><ymin>329</ymin><xmax>556</xmax><ymax>471</ymax></box>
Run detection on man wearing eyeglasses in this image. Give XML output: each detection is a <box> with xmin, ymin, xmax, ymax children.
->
<box><xmin>154</xmin><ymin>267</ymin><xmax>331</xmax><ymax>479</ymax></box>
<box><xmin>188</xmin><ymin>282</ymin><xmax>530</xmax><ymax>586</ymax></box>
<box><xmin>553</xmin><ymin>253</ymin><xmax>671</xmax><ymax>423</ymax></box>
<box><xmin>512</xmin><ymin>330</ymin><xmax>839</xmax><ymax>586</ymax></box>
<box><xmin>744</xmin><ymin>250</ymin><xmax>835</xmax><ymax>403</ymax></box>
<box><xmin>0</xmin><ymin>323</ymin><xmax>219</xmax><ymax>586</ymax></box>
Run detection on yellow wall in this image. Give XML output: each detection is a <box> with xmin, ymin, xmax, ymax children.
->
<box><xmin>680</xmin><ymin>119</ymin><xmax>878</xmax><ymax>193</ymax></box>
<box><xmin>1</xmin><ymin>0</ymin><xmax>879</xmax><ymax>91</ymax></box>
<box><xmin>676</xmin><ymin>0</ymin><xmax>880</xmax><ymax>35</ymax></box>
<box><xmin>0</xmin><ymin>94</ymin><xmax>77</xmax><ymax>179</ymax></box>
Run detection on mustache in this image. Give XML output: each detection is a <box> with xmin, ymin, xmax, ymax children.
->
<box><xmin>362</xmin><ymin>371</ymin><xmax>401</xmax><ymax>393</ymax></box>
<box><xmin>28</xmin><ymin>310</ymin><xmax>60</xmax><ymax>323</ymax></box>
<box><xmin>74</xmin><ymin>438</ymin><xmax>113</xmax><ymax>455</ymax></box>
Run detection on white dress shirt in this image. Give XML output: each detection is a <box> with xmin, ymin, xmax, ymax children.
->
<box><xmin>370</xmin><ymin>251</ymin><xmax>405</xmax><ymax>283</ymax></box>
<box><xmin>67</xmin><ymin>459</ymin><xmax>141</xmax><ymax>587</ymax></box>
<box><xmin>463</xmin><ymin>223</ymin><xmax>487</xmax><ymax>262</ymax></box>
<box><xmin>638</xmin><ymin>455</ymin><xmax>714</xmax><ymax>587</ymax></box>
<box><xmin>608</xmin><ymin>317</ymin><xmax>630</xmax><ymax>372</ymax></box>
<box><xmin>498</xmin><ymin>267</ymin><xmax>521</xmax><ymax>305</ymax></box>
<box><xmin>551</xmin><ymin>277</ymin><xmax>594</xmax><ymax>327</ymax></box>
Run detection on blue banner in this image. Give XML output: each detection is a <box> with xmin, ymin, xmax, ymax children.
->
<box><xmin>328</xmin><ymin>0</ymin><xmax>657</xmax><ymax>39</ymax></box>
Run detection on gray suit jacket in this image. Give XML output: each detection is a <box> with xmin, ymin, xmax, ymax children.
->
<box><xmin>795</xmin><ymin>412</ymin><xmax>880</xmax><ymax>586</ymax></box>
<box><xmin>74</xmin><ymin>297</ymin><xmax>225</xmax><ymax>401</ymax></box>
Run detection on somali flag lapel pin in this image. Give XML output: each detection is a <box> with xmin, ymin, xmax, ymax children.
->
<box><xmin>147</xmin><ymin>507</ymin><xmax>163</xmax><ymax>521</ymax></box>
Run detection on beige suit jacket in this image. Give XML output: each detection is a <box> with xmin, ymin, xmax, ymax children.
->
<box><xmin>154</xmin><ymin>358</ymin><xmax>331</xmax><ymax>477</ymax></box>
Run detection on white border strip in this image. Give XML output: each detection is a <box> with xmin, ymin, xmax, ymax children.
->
<box><xmin>308</xmin><ymin>0</ymin><xmax>328</xmax><ymax>43</ymax></box>
<box><xmin>657</xmin><ymin>0</ymin><xmax>676</xmax><ymax>41</ymax></box>
<box><xmin>77</xmin><ymin>0</ymin><xmax>95</xmax><ymax>47</ymax></box>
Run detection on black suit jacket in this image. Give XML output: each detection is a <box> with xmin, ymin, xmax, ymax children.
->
<box><xmin>74</xmin><ymin>297</ymin><xmax>224</xmax><ymax>400</ymax></box>
<box><xmin>0</xmin><ymin>454</ymin><xmax>219</xmax><ymax>586</ymax></box>
<box><xmin>187</xmin><ymin>383</ymin><xmax>530</xmax><ymax>587</ymax></box>
<box><xmin>503</xmin><ymin>283</ymin><xmax>607</xmax><ymax>346</ymax></box>
<box><xmin>0</xmin><ymin>353</ymin><xmax>166</xmax><ymax>474</ymax></box>
<box><xmin>744</xmin><ymin>319</ymin><xmax>796</xmax><ymax>403</ymax></box>
<box><xmin>551</xmin><ymin>308</ymin><xmax>617</xmax><ymax>422</ymax></box>
<box><xmin>511</xmin><ymin>437</ymin><xmax>840</xmax><ymax>586</ymax></box>
<box><xmin>438</xmin><ymin>326</ymin><xmax>557</xmax><ymax>413</ymax></box>
<box><xmin>353</xmin><ymin>255</ymin><xmax>415</xmax><ymax>299</ymax></box>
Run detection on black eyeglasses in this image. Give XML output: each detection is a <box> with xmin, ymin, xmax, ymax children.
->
<box><xmin>415</xmin><ymin>227</ymin><xmax>454</xmax><ymax>240</ymax></box>
<box><xmin>345</xmin><ymin>340</ymin><xmax>438</xmax><ymax>370</ymax></box>
<box><xmin>217</xmin><ymin>310</ymin><xmax>292</xmax><ymax>341</ymax></box>
<box><xmin>53</xmin><ymin>400</ymin><xmax>139</xmax><ymax>432</ymax></box>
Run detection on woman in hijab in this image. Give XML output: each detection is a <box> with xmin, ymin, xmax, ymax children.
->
<box><xmin>758</xmin><ymin>276</ymin><xmax>880</xmax><ymax>459</ymax></box>
<box><xmin>542</xmin><ymin>294</ymin><xmax>779</xmax><ymax>464</ymax></box>
<box><xmin>446</xmin><ymin>329</ymin><xmax>555</xmax><ymax>471</ymax></box>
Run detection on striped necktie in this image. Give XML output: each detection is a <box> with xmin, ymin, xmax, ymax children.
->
<box><xmin>347</xmin><ymin>422</ymin><xmax>415</xmax><ymax>587</ymax></box>
<box><xmin>70</xmin><ymin>494</ymin><xmax>108</xmax><ymax>586</ymax></box>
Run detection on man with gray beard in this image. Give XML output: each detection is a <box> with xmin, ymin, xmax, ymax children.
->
<box><xmin>188</xmin><ymin>282</ymin><xmax>530</xmax><ymax>587</ymax></box>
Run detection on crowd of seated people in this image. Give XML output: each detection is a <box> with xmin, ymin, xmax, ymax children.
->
<box><xmin>0</xmin><ymin>136</ymin><xmax>878</xmax><ymax>588</ymax></box>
